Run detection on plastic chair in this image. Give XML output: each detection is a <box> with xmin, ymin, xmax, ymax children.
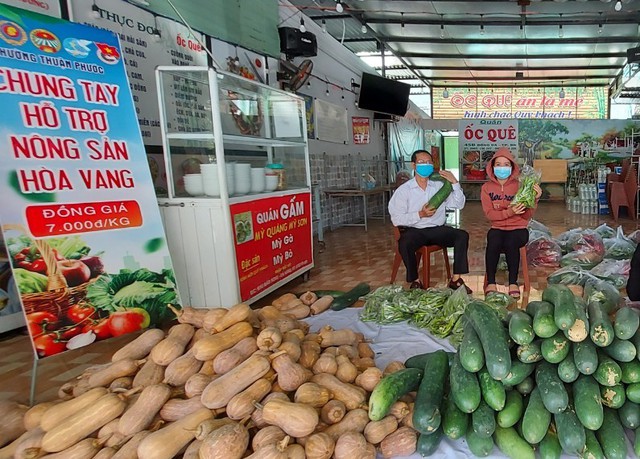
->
<box><xmin>483</xmin><ymin>246</ymin><xmax>530</xmax><ymax>299</ymax></box>
<box><xmin>390</xmin><ymin>226</ymin><xmax>451</xmax><ymax>287</ymax></box>
<box><xmin>610</xmin><ymin>164</ymin><xmax>638</xmax><ymax>221</ymax></box>
<box><xmin>607</xmin><ymin>159</ymin><xmax>631</xmax><ymax>205</ymax></box>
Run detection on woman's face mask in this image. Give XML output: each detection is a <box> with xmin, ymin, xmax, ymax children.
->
<box><xmin>416</xmin><ymin>163</ymin><xmax>434</xmax><ymax>177</ymax></box>
<box><xmin>494</xmin><ymin>166</ymin><xmax>512</xmax><ymax>180</ymax></box>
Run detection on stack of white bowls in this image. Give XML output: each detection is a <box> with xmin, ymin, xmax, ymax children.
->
<box><xmin>200</xmin><ymin>163</ymin><xmax>220</xmax><ymax>197</ymax></box>
<box><xmin>265</xmin><ymin>173</ymin><xmax>279</xmax><ymax>192</ymax></box>
<box><xmin>226</xmin><ymin>163</ymin><xmax>235</xmax><ymax>196</ymax></box>
<box><xmin>183</xmin><ymin>173</ymin><xmax>203</xmax><ymax>196</ymax></box>
<box><xmin>250</xmin><ymin>168</ymin><xmax>265</xmax><ymax>193</ymax></box>
<box><xmin>234</xmin><ymin>163</ymin><xmax>251</xmax><ymax>195</ymax></box>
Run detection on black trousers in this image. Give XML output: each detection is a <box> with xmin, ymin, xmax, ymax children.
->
<box><xmin>628</xmin><ymin>244</ymin><xmax>640</xmax><ymax>301</ymax></box>
<box><xmin>398</xmin><ymin>226</ymin><xmax>469</xmax><ymax>282</ymax></box>
<box><xmin>485</xmin><ymin>228</ymin><xmax>529</xmax><ymax>285</ymax></box>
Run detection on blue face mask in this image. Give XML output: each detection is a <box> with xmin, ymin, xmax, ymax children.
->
<box><xmin>494</xmin><ymin>166</ymin><xmax>512</xmax><ymax>180</ymax></box>
<box><xmin>416</xmin><ymin>164</ymin><xmax>434</xmax><ymax>178</ymax></box>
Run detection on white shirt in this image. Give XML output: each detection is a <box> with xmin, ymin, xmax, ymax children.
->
<box><xmin>388</xmin><ymin>177</ymin><xmax>466</xmax><ymax>228</ymax></box>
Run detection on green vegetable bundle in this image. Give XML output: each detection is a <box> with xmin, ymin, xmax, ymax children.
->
<box><xmin>511</xmin><ymin>165</ymin><xmax>541</xmax><ymax>208</ymax></box>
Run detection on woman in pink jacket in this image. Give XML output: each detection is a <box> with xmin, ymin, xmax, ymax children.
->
<box><xmin>481</xmin><ymin>147</ymin><xmax>541</xmax><ymax>298</ymax></box>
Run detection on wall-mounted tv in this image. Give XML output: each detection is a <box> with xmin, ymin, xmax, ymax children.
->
<box><xmin>357</xmin><ymin>72</ymin><xmax>410</xmax><ymax>117</ymax></box>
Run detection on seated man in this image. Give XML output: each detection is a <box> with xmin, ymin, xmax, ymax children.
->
<box><xmin>388</xmin><ymin>149</ymin><xmax>471</xmax><ymax>292</ymax></box>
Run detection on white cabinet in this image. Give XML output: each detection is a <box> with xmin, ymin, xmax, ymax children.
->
<box><xmin>155</xmin><ymin>67</ymin><xmax>313</xmax><ymax>307</ymax></box>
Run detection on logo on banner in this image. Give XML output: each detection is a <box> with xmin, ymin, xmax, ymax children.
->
<box><xmin>0</xmin><ymin>21</ymin><xmax>27</xmax><ymax>46</ymax></box>
<box><xmin>63</xmin><ymin>37</ymin><xmax>91</xmax><ymax>58</ymax></box>
<box><xmin>95</xmin><ymin>42</ymin><xmax>120</xmax><ymax>64</ymax></box>
<box><xmin>30</xmin><ymin>28</ymin><xmax>60</xmax><ymax>53</ymax></box>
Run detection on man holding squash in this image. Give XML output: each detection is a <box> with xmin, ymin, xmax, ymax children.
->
<box><xmin>388</xmin><ymin>150</ymin><xmax>471</xmax><ymax>292</ymax></box>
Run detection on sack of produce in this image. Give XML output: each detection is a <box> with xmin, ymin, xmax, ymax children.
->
<box><xmin>604</xmin><ymin>226</ymin><xmax>637</xmax><ymax>260</ymax></box>
<box><xmin>555</xmin><ymin>228</ymin><xmax>583</xmax><ymax>254</ymax></box>
<box><xmin>527</xmin><ymin>218</ymin><xmax>552</xmax><ymax>236</ymax></box>
<box><xmin>594</xmin><ymin>223</ymin><xmax>616</xmax><ymax>239</ymax></box>
<box><xmin>590</xmin><ymin>259</ymin><xmax>630</xmax><ymax>288</ymax></box>
<box><xmin>547</xmin><ymin>265</ymin><xmax>598</xmax><ymax>286</ymax></box>
<box><xmin>510</xmin><ymin>165</ymin><xmax>541</xmax><ymax>208</ymax></box>
<box><xmin>560</xmin><ymin>250</ymin><xmax>603</xmax><ymax>270</ymax></box>
<box><xmin>526</xmin><ymin>234</ymin><xmax>562</xmax><ymax>268</ymax></box>
<box><xmin>572</xmin><ymin>229</ymin><xmax>605</xmax><ymax>257</ymax></box>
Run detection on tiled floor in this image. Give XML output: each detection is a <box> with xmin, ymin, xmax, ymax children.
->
<box><xmin>1</xmin><ymin>201</ymin><xmax>637</xmax><ymax>404</ymax></box>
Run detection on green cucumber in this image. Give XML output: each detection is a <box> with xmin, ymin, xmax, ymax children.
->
<box><xmin>517</xmin><ymin>340</ymin><xmax>543</xmax><ymax>364</ymax></box>
<box><xmin>521</xmin><ymin>387</ymin><xmax>551</xmax><ymax>444</ymax></box>
<box><xmin>309</xmin><ymin>289</ymin><xmax>345</xmax><ymax>297</ymax></box>
<box><xmin>449</xmin><ymin>353</ymin><xmax>481</xmax><ymax>413</ymax></box>
<box><xmin>535</xmin><ymin>361</ymin><xmax>569</xmax><ymax>413</ymax></box>
<box><xmin>573</xmin><ymin>339</ymin><xmax>599</xmax><ymax>375</ymax></box>
<box><xmin>471</xmin><ymin>400</ymin><xmax>496</xmax><ymax>438</ymax></box>
<box><xmin>621</xmin><ymin>360</ymin><xmax>640</xmax><ymax>384</ymax></box>
<box><xmin>596</xmin><ymin>407</ymin><xmax>627</xmax><ymax>459</ymax></box>
<box><xmin>529</xmin><ymin>300</ymin><xmax>559</xmax><ymax>338</ymax></box>
<box><xmin>442</xmin><ymin>396</ymin><xmax>468</xmax><ymax>440</ymax></box>
<box><xmin>558</xmin><ymin>352</ymin><xmax>579</xmax><ymax>383</ymax></box>
<box><xmin>493</xmin><ymin>426</ymin><xmax>535</xmax><ymax>459</ymax></box>
<box><xmin>516</xmin><ymin>376</ymin><xmax>534</xmax><ymax>396</ymax></box>
<box><xmin>466</xmin><ymin>301</ymin><xmax>512</xmax><ymax>381</ymax></box>
<box><xmin>542</xmin><ymin>284</ymin><xmax>577</xmax><ymax>331</ymax></box>
<box><xmin>478</xmin><ymin>367</ymin><xmax>506</xmax><ymax>411</ymax></box>
<box><xmin>501</xmin><ymin>360</ymin><xmax>535</xmax><ymax>387</ymax></box>
<box><xmin>330</xmin><ymin>283</ymin><xmax>370</xmax><ymax>310</ymax></box>
<box><xmin>602</xmin><ymin>337</ymin><xmax>637</xmax><ymax>362</ymax></box>
<box><xmin>541</xmin><ymin>331</ymin><xmax>571</xmax><ymax>364</ymax></box>
<box><xmin>588</xmin><ymin>301</ymin><xmax>615</xmax><ymax>347</ymax></box>
<box><xmin>412</xmin><ymin>350</ymin><xmax>448</xmax><ymax>434</ymax></box>
<box><xmin>594</xmin><ymin>352</ymin><xmax>622</xmax><ymax>387</ymax></box>
<box><xmin>416</xmin><ymin>429</ymin><xmax>443</xmax><ymax>457</ymax></box>
<box><xmin>618</xmin><ymin>399</ymin><xmax>640</xmax><ymax>429</ymax></box>
<box><xmin>466</xmin><ymin>430</ymin><xmax>494</xmax><ymax>457</ymax></box>
<box><xmin>459</xmin><ymin>318</ymin><xmax>484</xmax><ymax>373</ymax></box>
<box><xmin>600</xmin><ymin>384</ymin><xmax>625</xmax><ymax>409</ymax></box>
<box><xmin>554</xmin><ymin>407</ymin><xmax>586</xmax><ymax>456</ymax></box>
<box><xmin>497</xmin><ymin>390</ymin><xmax>523</xmax><ymax>428</ymax></box>
<box><xmin>614</xmin><ymin>306</ymin><xmax>639</xmax><ymax>340</ymax></box>
<box><xmin>426</xmin><ymin>173</ymin><xmax>453</xmax><ymax>210</ymax></box>
<box><xmin>368</xmin><ymin>367</ymin><xmax>423</xmax><ymax>421</ymax></box>
<box><xmin>573</xmin><ymin>374</ymin><xmax>604</xmax><ymax>431</ymax></box>
<box><xmin>564</xmin><ymin>299</ymin><xmax>589</xmax><ymax>343</ymax></box>
<box><xmin>583</xmin><ymin>429</ymin><xmax>605</xmax><ymax>459</ymax></box>
<box><xmin>539</xmin><ymin>429</ymin><xmax>562</xmax><ymax>459</ymax></box>
<box><xmin>635</xmin><ymin>427</ymin><xmax>640</xmax><ymax>457</ymax></box>
<box><xmin>509</xmin><ymin>310</ymin><xmax>534</xmax><ymax>346</ymax></box>
<box><xmin>628</xmin><ymin>382</ymin><xmax>640</xmax><ymax>403</ymax></box>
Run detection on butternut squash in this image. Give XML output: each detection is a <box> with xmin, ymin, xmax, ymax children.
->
<box><xmin>201</xmin><ymin>308</ymin><xmax>227</xmax><ymax>333</ymax></box>
<box><xmin>353</xmin><ymin>357</ymin><xmax>376</xmax><ymax>372</ymax></box>
<box><xmin>364</xmin><ymin>416</ymin><xmax>398</xmax><ymax>444</ymax></box>
<box><xmin>159</xmin><ymin>397</ymin><xmax>206</xmax><ymax>422</ymax></box>
<box><xmin>13</xmin><ymin>427</ymin><xmax>44</xmax><ymax>459</ymax></box>
<box><xmin>137</xmin><ymin>407</ymin><xmax>213</xmax><ymax>459</ymax></box>
<box><xmin>251</xmin><ymin>425</ymin><xmax>286</xmax><ymax>451</ymax></box>
<box><xmin>318</xmin><ymin>326</ymin><xmax>358</xmax><ymax>347</ymax></box>
<box><xmin>132</xmin><ymin>360</ymin><xmax>165</xmax><ymax>388</ymax></box>
<box><xmin>111</xmin><ymin>430</ymin><xmax>150</xmax><ymax>459</ymax></box>
<box><xmin>272</xmin><ymin>293</ymin><xmax>297</xmax><ymax>308</ymax></box>
<box><xmin>98</xmin><ymin>418</ymin><xmax>121</xmax><ymax>440</ymax></box>
<box><xmin>163</xmin><ymin>350</ymin><xmax>202</xmax><ymax>386</ymax></box>
<box><xmin>355</xmin><ymin>367</ymin><xmax>383</xmax><ymax>392</ymax></box>
<box><xmin>294</xmin><ymin>382</ymin><xmax>332</xmax><ymax>408</ymax></box>
<box><xmin>184</xmin><ymin>373</ymin><xmax>212</xmax><ymax>398</ymax></box>
<box><xmin>181</xmin><ymin>440</ymin><xmax>201</xmax><ymax>459</ymax></box>
<box><xmin>111</xmin><ymin>328</ymin><xmax>165</xmax><ymax>362</ymax></box>
<box><xmin>194</xmin><ymin>418</ymin><xmax>235</xmax><ymax>441</ymax></box>
<box><xmin>383</xmin><ymin>360</ymin><xmax>405</xmax><ymax>375</ymax></box>
<box><xmin>310</xmin><ymin>296</ymin><xmax>333</xmax><ymax>315</ymax></box>
<box><xmin>0</xmin><ymin>431</ymin><xmax>29</xmax><ymax>459</ymax></box>
<box><xmin>312</xmin><ymin>353</ymin><xmax>337</xmax><ymax>375</ymax></box>
<box><xmin>89</xmin><ymin>359</ymin><xmax>144</xmax><ymax>388</ymax></box>
<box><xmin>71</xmin><ymin>377</ymin><xmax>92</xmax><ymax>397</ymax></box>
<box><xmin>257</xmin><ymin>327</ymin><xmax>283</xmax><ymax>351</ymax></box>
<box><xmin>388</xmin><ymin>401</ymin><xmax>410</xmax><ymax>420</ymax></box>
<box><xmin>271</xmin><ymin>351</ymin><xmax>312</xmax><ymax>391</ymax></box>
<box><xmin>304</xmin><ymin>432</ymin><xmax>335</xmax><ymax>459</ymax></box>
<box><xmin>335</xmin><ymin>355</ymin><xmax>358</xmax><ymax>383</ymax></box>
<box><xmin>198</xmin><ymin>359</ymin><xmax>215</xmax><ymax>375</ymax></box>
<box><xmin>251</xmin><ymin>393</ymin><xmax>289</xmax><ymax>428</ymax></box>
<box><xmin>198</xmin><ymin>422</ymin><xmax>249</xmax><ymax>459</ymax></box>
<box><xmin>401</xmin><ymin>403</ymin><xmax>415</xmax><ymax>429</ymax></box>
<box><xmin>42</xmin><ymin>393</ymin><xmax>127</xmax><ymax>452</ymax></box>
<box><xmin>299</xmin><ymin>341</ymin><xmax>321</xmax><ymax>369</ymax></box>
<box><xmin>322</xmin><ymin>409</ymin><xmax>370</xmax><ymax>441</ymax></box>
<box><xmin>260</xmin><ymin>399</ymin><xmax>319</xmax><ymax>437</ymax></box>
<box><xmin>188</xmin><ymin>328</ymin><xmax>208</xmax><ymax>349</ymax></box>
<box><xmin>57</xmin><ymin>381</ymin><xmax>75</xmax><ymax>400</ymax></box>
<box><xmin>282</xmin><ymin>303</ymin><xmax>311</xmax><ymax>320</ymax></box>
<box><xmin>226</xmin><ymin>377</ymin><xmax>273</xmax><ymax>420</ymax></box>
<box><xmin>279</xmin><ymin>340</ymin><xmax>302</xmax><ymax>362</ymax></box>
<box><xmin>212</xmin><ymin>336</ymin><xmax>257</xmax><ymax>374</ymax></box>
<box><xmin>118</xmin><ymin>384</ymin><xmax>171</xmax><ymax>437</ymax></box>
<box><xmin>278</xmin><ymin>298</ymin><xmax>305</xmax><ymax>311</ymax></box>
<box><xmin>286</xmin><ymin>443</ymin><xmax>305</xmax><ymax>459</ymax></box>
<box><xmin>191</xmin><ymin>321</ymin><xmax>253</xmax><ymax>361</ymax></box>
<box><xmin>211</xmin><ymin>303</ymin><xmax>252</xmax><ymax>333</ymax></box>
<box><xmin>109</xmin><ymin>376</ymin><xmax>133</xmax><ymax>391</ymax></box>
<box><xmin>167</xmin><ymin>304</ymin><xmax>207</xmax><ymax>328</ymax></box>
<box><xmin>200</xmin><ymin>353</ymin><xmax>271</xmax><ymax>409</ymax></box>
<box><xmin>379</xmin><ymin>426</ymin><xmax>417</xmax><ymax>458</ymax></box>
<box><xmin>336</xmin><ymin>345</ymin><xmax>359</xmax><ymax>360</ymax></box>
<box><xmin>245</xmin><ymin>435</ymin><xmax>290</xmax><ymax>459</ymax></box>
<box><xmin>304</xmin><ymin>332</ymin><xmax>322</xmax><ymax>343</ymax></box>
<box><xmin>320</xmin><ymin>399</ymin><xmax>346</xmax><ymax>425</ymax></box>
<box><xmin>257</xmin><ymin>306</ymin><xmax>301</xmax><ymax>333</ymax></box>
<box><xmin>149</xmin><ymin>324</ymin><xmax>194</xmax><ymax>366</ymax></box>
<box><xmin>334</xmin><ymin>432</ymin><xmax>370</xmax><ymax>459</ymax></box>
<box><xmin>299</xmin><ymin>291</ymin><xmax>318</xmax><ymax>306</ymax></box>
<box><xmin>0</xmin><ymin>401</ymin><xmax>27</xmax><ymax>447</ymax></box>
<box><xmin>23</xmin><ymin>402</ymin><xmax>58</xmax><ymax>431</ymax></box>
<box><xmin>310</xmin><ymin>373</ymin><xmax>367</xmax><ymax>410</ymax></box>
<box><xmin>40</xmin><ymin>387</ymin><xmax>108</xmax><ymax>431</ymax></box>
<box><xmin>38</xmin><ymin>437</ymin><xmax>105</xmax><ymax>459</ymax></box>
<box><xmin>93</xmin><ymin>447</ymin><xmax>117</xmax><ymax>459</ymax></box>
<box><xmin>357</xmin><ymin>342</ymin><xmax>375</xmax><ymax>359</ymax></box>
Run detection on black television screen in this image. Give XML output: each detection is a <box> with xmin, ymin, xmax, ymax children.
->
<box><xmin>358</xmin><ymin>72</ymin><xmax>410</xmax><ymax>116</ymax></box>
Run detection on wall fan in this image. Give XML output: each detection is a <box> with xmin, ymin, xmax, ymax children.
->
<box><xmin>277</xmin><ymin>59</ymin><xmax>313</xmax><ymax>92</ymax></box>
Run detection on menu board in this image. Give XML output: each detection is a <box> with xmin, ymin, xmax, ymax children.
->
<box><xmin>315</xmin><ymin>99</ymin><xmax>348</xmax><ymax>144</ymax></box>
<box><xmin>68</xmin><ymin>0</ymin><xmax>208</xmax><ymax>144</ymax></box>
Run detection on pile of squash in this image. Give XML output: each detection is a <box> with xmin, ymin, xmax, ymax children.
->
<box><xmin>0</xmin><ymin>292</ymin><xmax>420</xmax><ymax>459</ymax></box>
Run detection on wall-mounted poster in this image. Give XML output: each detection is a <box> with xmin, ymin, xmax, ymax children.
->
<box><xmin>352</xmin><ymin>117</ymin><xmax>370</xmax><ymax>145</ymax></box>
<box><xmin>301</xmin><ymin>94</ymin><xmax>315</xmax><ymax>140</ymax></box>
<box><xmin>0</xmin><ymin>5</ymin><xmax>179</xmax><ymax>358</ymax></box>
<box><xmin>315</xmin><ymin>99</ymin><xmax>348</xmax><ymax>144</ymax></box>
<box><xmin>210</xmin><ymin>37</ymin><xmax>267</xmax><ymax>83</ymax></box>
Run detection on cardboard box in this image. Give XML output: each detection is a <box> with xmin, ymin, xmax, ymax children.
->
<box><xmin>533</xmin><ymin>159</ymin><xmax>568</xmax><ymax>183</ymax></box>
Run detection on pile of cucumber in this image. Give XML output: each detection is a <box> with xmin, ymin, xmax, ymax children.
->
<box><xmin>368</xmin><ymin>284</ymin><xmax>640</xmax><ymax>458</ymax></box>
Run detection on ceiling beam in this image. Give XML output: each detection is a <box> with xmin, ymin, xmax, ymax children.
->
<box><xmin>343</xmin><ymin>36</ymin><xmax>640</xmax><ymax>45</ymax></box>
<box><xmin>393</xmin><ymin>74</ymin><xmax>615</xmax><ymax>81</ymax></box>
<box><xmin>365</xmin><ymin>51</ymin><xmax>627</xmax><ymax>59</ymax></box>
<box><xmin>378</xmin><ymin>64</ymin><xmax>621</xmax><ymax>71</ymax></box>
<box><xmin>426</xmin><ymin>83</ymin><xmax>608</xmax><ymax>89</ymax></box>
<box><xmin>358</xmin><ymin>17</ymin><xmax>640</xmax><ymax>27</ymax></box>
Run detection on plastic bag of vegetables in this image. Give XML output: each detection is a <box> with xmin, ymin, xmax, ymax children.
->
<box><xmin>595</xmin><ymin>223</ymin><xmax>616</xmax><ymax>239</ymax></box>
<box><xmin>590</xmin><ymin>259</ymin><xmax>630</xmax><ymax>288</ymax></box>
<box><xmin>604</xmin><ymin>226</ymin><xmax>637</xmax><ymax>260</ymax></box>
<box><xmin>547</xmin><ymin>265</ymin><xmax>598</xmax><ymax>286</ymax></box>
<box><xmin>555</xmin><ymin>228</ymin><xmax>583</xmax><ymax>254</ymax></box>
<box><xmin>572</xmin><ymin>229</ymin><xmax>605</xmax><ymax>257</ymax></box>
<box><xmin>510</xmin><ymin>165</ymin><xmax>541</xmax><ymax>208</ymax></box>
<box><xmin>628</xmin><ymin>229</ymin><xmax>640</xmax><ymax>244</ymax></box>
<box><xmin>560</xmin><ymin>250</ymin><xmax>603</xmax><ymax>270</ymax></box>
<box><xmin>584</xmin><ymin>277</ymin><xmax>621</xmax><ymax>313</ymax></box>
<box><xmin>526</xmin><ymin>234</ymin><xmax>562</xmax><ymax>267</ymax></box>
<box><xmin>527</xmin><ymin>219</ymin><xmax>552</xmax><ymax>236</ymax></box>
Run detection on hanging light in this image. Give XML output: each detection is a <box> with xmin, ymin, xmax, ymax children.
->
<box><xmin>558</xmin><ymin>14</ymin><xmax>563</xmax><ymax>38</ymax></box>
<box><xmin>559</xmin><ymin>86</ymin><xmax>565</xmax><ymax>99</ymax></box>
<box><xmin>335</xmin><ymin>1</ymin><xmax>344</xmax><ymax>13</ymax></box>
<box><xmin>615</xmin><ymin>0</ymin><xmax>622</xmax><ymax>11</ymax></box>
<box><xmin>299</xmin><ymin>17</ymin><xmax>306</xmax><ymax>33</ymax></box>
<box><xmin>91</xmin><ymin>1</ymin><xmax>100</xmax><ymax>19</ymax></box>
<box><xmin>442</xmin><ymin>88</ymin><xmax>449</xmax><ymax>98</ymax></box>
<box><xmin>598</xmin><ymin>23</ymin><xmax>603</xmax><ymax>34</ymax></box>
<box><xmin>401</xmin><ymin>12</ymin><xmax>405</xmax><ymax>29</ymax></box>
<box><xmin>361</xmin><ymin>23</ymin><xmax>367</xmax><ymax>33</ymax></box>
<box><xmin>480</xmin><ymin>14</ymin><xmax>485</xmax><ymax>35</ymax></box>
<box><xmin>341</xmin><ymin>88</ymin><xmax>345</xmax><ymax>100</ymax></box>
<box><xmin>152</xmin><ymin>16</ymin><xmax>162</xmax><ymax>42</ymax></box>
<box><xmin>440</xmin><ymin>14</ymin><xmax>445</xmax><ymax>39</ymax></box>
<box><xmin>321</xmin><ymin>18</ymin><xmax>327</xmax><ymax>33</ymax></box>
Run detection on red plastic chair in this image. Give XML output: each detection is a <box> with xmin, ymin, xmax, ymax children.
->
<box><xmin>390</xmin><ymin>226</ymin><xmax>451</xmax><ymax>287</ymax></box>
<box><xmin>607</xmin><ymin>159</ymin><xmax>631</xmax><ymax>205</ymax></box>
<box><xmin>610</xmin><ymin>164</ymin><xmax>638</xmax><ymax>221</ymax></box>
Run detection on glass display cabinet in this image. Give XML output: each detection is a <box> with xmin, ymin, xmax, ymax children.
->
<box><xmin>155</xmin><ymin>67</ymin><xmax>313</xmax><ymax>307</ymax></box>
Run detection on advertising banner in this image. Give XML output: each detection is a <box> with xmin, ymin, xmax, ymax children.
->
<box><xmin>231</xmin><ymin>193</ymin><xmax>313</xmax><ymax>302</ymax></box>
<box><xmin>0</xmin><ymin>5</ymin><xmax>179</xmax><ymax>358</ymax></box>
<box><xmin>458</xmin><ymin>120</ymin><xmax>518</xmax><ymax>181</ymax></box>
<box><xmin>352</xmin><ymin>116</ymin><xmax>370</xmax><ymax>145</ymax></box>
